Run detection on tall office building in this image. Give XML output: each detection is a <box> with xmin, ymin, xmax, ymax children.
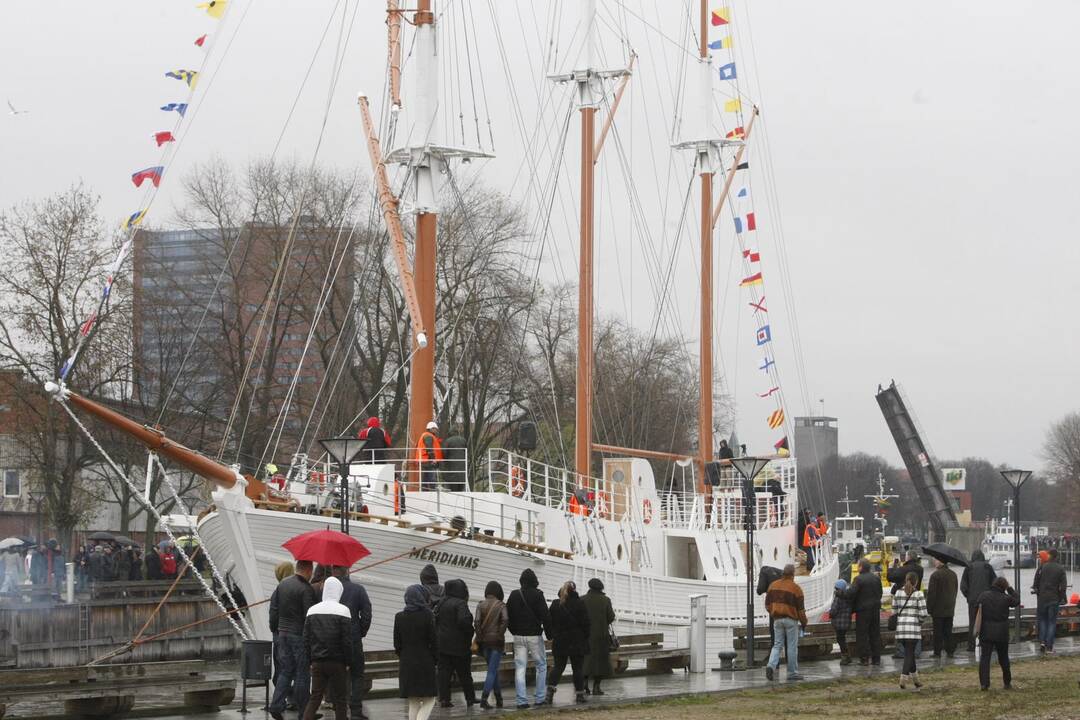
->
<box><xmin>133</xmin><ymin>223</ymin><xmax>353</xmax><ymax>467</ymax></box>
<box><xmin>793</xmin><ymin>415</ymin><xmax>838</xmax><ymax>477</ymax></box>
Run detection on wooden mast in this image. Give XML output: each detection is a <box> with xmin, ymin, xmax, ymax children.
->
<box><xmin>574</xmin><ymin>0</ymin><xmax>599</xmax><ymax>485</ymax></box>
<box><xmin>407</xmin><ymin>0</ymin><xmax>438</xmax><ymax>454</ymax></box>
<box><xmin>698</xmin><ymin>0</ymin><xmax>714</xmax><ymax>490</ymax></box>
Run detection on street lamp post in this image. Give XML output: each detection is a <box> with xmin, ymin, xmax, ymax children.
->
<box><xmin>999</xmin><ymin>469</ymin><xmax>1031</xmax><ymax>643</ymax></box>
<box><xmin>318</xmin><ymin>437</ymin><xmax>368</xmax><ymax>534</ymax></box>
<box><xmin>27</xmin><ymin>489</ymin><xmax>46</xmax><ymax>546</ymax></box>
<box><xmin>729</xmin><ymin>456</ymin><xmax>771</xmax><ymax>669</ymax></box>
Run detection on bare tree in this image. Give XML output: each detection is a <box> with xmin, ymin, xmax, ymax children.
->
<box><xmin>0</xmin><ymin>185</ymin><xmax>120</xmax><ymax>548</ymax></box>
<box><xmin>1043</xmin><ymin>412</ymin><xmax>1080</xmax><ymax>525</ymax></box>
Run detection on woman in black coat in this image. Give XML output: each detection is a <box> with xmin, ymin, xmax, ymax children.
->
<box><xmin>975</xmin><ymin>576</ymin><xmax>1021</xmax><ymax>691</ymax></box>
<box><xmin>394</xmin><ymin>584</ymin><xmax>439</xmax><ymax>720</ymax></box>
<box><xmin>546</xmin><ymin>581</ymin><xmax>591</xmax><ymax>704</ymax></box>
<box><xmin>435</xmin><ymin>579</ymin><xmax>476</xmax><ymax>708</ymax></box>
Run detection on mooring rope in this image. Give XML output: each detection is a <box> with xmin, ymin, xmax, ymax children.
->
<box><xmin>149</xmin><ymin>452</ymin><xmax>256</xmax><ymax>639</ymax></box>
<box><xmin>58</xmin><ymin>400</ymin><xmax>251</xmax><ymax>645</ymax></box>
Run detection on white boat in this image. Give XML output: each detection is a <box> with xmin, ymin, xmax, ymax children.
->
<box><xmin>833</xmin><ymin>487</ymin><xmax>864</xmax><ymax>556</ymax></box>
<box><xmin>197</xmin><ymin>449</ymin><xmax>837</xmax><ymax>661</ymax></box>
<box><xmin>982</xmin><ymin>500</ymin><xmax>1032</xmax><ymax>570</ymax></box>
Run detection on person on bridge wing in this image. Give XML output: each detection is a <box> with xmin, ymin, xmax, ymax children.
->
<box><xmin>717</xmin><ymin>439</ymin><xmax>735</xmax><ymax>460</ymax></box>
<box><xmin>358</xmin><ymin>417</ymin><xmax>391</xmax><ymax>463</ymax></box>
<box><xmin>416</xmin><ymin>421</ymin><xmax>445</xmax><ymax>491</ymax></box>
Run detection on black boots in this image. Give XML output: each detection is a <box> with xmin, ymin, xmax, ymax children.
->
<box><xmin>591</xmin><ymin>679</ymin><xmax>604</xmax><ymax>696</ymax></box>
<box><xmin>543</xmin><ymin>686</ymin><xmax>556</xmax><ymax>705</ymax></box>
<box><xmin>479</xmin><ymin>692</ymin><xmax>493</xmax><ymax>710</ymax></box>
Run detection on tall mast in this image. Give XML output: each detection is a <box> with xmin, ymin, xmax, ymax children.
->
<box><xmin>697</xmin><ymin>0</ymin><xmax>715</xmax><ymax>483</ymax></box>
<box><xmin>574</xmin><ymin>0</ymin><xmax>599</xmax><ymax>484</ymax></box>
<box><xmin>407</xmin><ymin>0</ymin><xmax>438</xmax><ymax>453</ymax></box>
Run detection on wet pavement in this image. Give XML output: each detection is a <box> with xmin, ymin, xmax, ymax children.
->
<box><xmin>137</xmin><ymin>635</ymin><xmax>1080</xmax><ymax>719</ymax></box>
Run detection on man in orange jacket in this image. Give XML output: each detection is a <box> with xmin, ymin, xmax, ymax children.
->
<box><xmin>416</xmin><ymin>421</ymin><xmax>444</xmax><ymax>491</ymax></box>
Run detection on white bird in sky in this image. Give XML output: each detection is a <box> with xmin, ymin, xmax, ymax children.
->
<box><xmin>7</xmin><ymin>100</ymin><xmax>29</xmax><ymax>116</ymax></box>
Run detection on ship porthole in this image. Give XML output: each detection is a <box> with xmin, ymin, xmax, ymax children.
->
<box><xmin>616</xmin><ymin>544</ymin><xmax>623</xmax><ymax>560</ymax></box>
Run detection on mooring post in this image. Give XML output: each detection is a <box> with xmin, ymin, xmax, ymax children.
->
<box><xmin>65</xmin><ymin>562</ymin><xmax>74</xmax><ymax>603</ymax></box>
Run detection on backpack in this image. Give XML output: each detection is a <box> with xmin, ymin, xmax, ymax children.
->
<box><xmin>161</xmin><ymin>552</ymin><xmax>177</xmax><ymax>576</ymax></box>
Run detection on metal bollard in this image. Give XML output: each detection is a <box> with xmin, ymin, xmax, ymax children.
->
<box><xmin>689</xmin><ymin>593</ymin><xmax>707</xmax><ymax>672</ymax></box>
<box><xmin>65</xmin><ymin>562</ymin><xmax>75</xmax><ymax>603</ymax></box>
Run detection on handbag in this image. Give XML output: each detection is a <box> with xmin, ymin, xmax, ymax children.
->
<box><xmin>607</xmin><ymin>624</ymin><xmax>620</xmax><ymax>652</ymax></box>
<box><xmin>472</xmin><ymin>602</ymin><xmax>499</xmax><ymax>654</ymax></box>
<box><xmin>887</xmin><ymin>592</ymin><xmax>913</xmax><ymax>632</ymax></box>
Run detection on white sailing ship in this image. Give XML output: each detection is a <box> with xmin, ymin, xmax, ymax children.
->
<box><xmin>48</xmin><ymin>0</ymin><xmax>838</xmax><ymax>670</ymax></box>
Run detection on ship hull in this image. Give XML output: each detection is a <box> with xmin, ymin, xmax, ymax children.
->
<box><xmin>199</xmin><ymin>500</ymin><xmax>838</xmax><ymax>668</ymax></box>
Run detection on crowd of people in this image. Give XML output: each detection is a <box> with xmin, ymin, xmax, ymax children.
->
<box><xmin>810</xmin><ymin>548</ymin><xmax>1070</xmax><ymax>691</ymax></box>
<box><xmin>71</xmin><ymin>539</ymin><xmax>204</xmax><ymax>589</ymax></box>
<box><xmin>267</xmin><ymin>562</ymin><xmax>616</xmax><ymax>720</ymax></box>
<box><xmin>0</xmin><ymin>540</ymin><xmax>66</xmax><ymax>593</ymax></box>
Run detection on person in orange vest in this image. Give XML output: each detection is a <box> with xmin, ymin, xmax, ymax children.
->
<box><xmin>815</xmin><ymin>512</ymin><xmax>829</xmax><ymax>543</ymax></box>
<box><xmin>416</xmin><ymin>421</ymin><xmax>444</xmax><ymax>491</ymax></box>
<box><xmin>803</xmin><ymin>522</ymin><xmax>819</xmax><ymax>572</ymax></box>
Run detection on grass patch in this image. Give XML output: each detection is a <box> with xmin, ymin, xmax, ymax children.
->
<box><xmin>529</xmin><ymin>654</ymin><xmax>1080</xmax><ymax>720</ymax></box>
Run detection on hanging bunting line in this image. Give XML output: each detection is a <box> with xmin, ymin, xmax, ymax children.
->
<box><xmin>58</xmin><ymin>2</ymin><xmax>230</xmax><ymax>383</ymax></box>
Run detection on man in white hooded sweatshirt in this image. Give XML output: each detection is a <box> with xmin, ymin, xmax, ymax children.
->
<box><xmin>302</xmin><ymin>576</ymin><xmax>352</xmax><ymax>720</ymax></box>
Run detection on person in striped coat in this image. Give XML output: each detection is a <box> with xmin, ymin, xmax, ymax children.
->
<box><xmin>894</xmin><ymin>571</ymin><xmax>927</xmax><ymax>689</ymax></box>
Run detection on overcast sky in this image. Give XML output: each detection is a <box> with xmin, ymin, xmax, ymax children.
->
<box><xmin>2</xmin><ymin>1</ymin><xmax>1077</xmax><ymax>475</ymax></box>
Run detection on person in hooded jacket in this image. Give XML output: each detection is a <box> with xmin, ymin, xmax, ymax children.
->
<box><xmin>302</xmin><ymin>576</ymin><xmax>352</xmax><ymax>720</ymax></box>
<box><xmin>269</xmin><ymin>560</ymin><xmax>317</xmax><ymax>720</ymax></box>
<box><xmin>395</xmin><ymin>584</ymin><xmax>439</xmax><ymax>720</ymax></box>
<box><xmin>474</xmin><ymin>581</ymin><xmax>508</xmax><ymax>709</ymax></box>
<box><xmin>1031</xmin><ymin>548</ymin><xmax>1068</xmax><ymax>653</ymax></box>
<box><xmin>435</xmin><ymin>579</ymin><xmax>476</xmax><ymax>707</ymax></box>
<box><xmin>330</xmin><ymin>566</ymin><xmax>372</xmax><ymax>719</ymax></box>
<box><xmin>830</xmin><ymin>579</ymin><xmax>854</xmax><ymax>665</ymax></box>
<box><xmin>546</xmin><ymin>581</ymin><xmax>590</xmax><ymax>704</ymax></box>
<box><xmin>145</xmin><ymin>545</ymin><xmax>163</xmax><ymax>581</ymax></box>
<box><xmin>506</xmin><ymin>568</ymin><xmax>550</xmax><ymax>708</ymax></box>
<box><xmin>357</xmin><ymin>417</ymin><xmax>391</xmax><ymax>463</ymax></box>
<box><xmin>975</xmin><ymin>576</ymin><xmax>1020</xmax><ymax>690</ymax></box>
<box><xmin>582</xmin><ymin>578</ymin><xmax>615</xmax><ymax>696</ymax></box>
<box><xmin>960</xmin><ymin>549</ymin><xmax>996</xmax><ymax>652</ymax></box>
<box><xmin>420</xmin><ymin>564</ymin><xmax>445</xmax><ymax>611</ymax></box>
<box><xmin>925</xmin><ymin>558</ymin><xmax>958</xmax><ymax>658</ymax></box>
<box><xmin>846</xmin><ymin>559</ymin><xmax>883</xmax><ymax>665</ymax></box>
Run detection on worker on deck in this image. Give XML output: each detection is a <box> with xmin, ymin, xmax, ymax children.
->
<box><xmin>815</xmin><ymin>512</ymin><xmax>829</xmax><ymax>541</ymax></box>
<box><xmin>803</xmin><ymin>522</ymin><xmax>820</xmax><ymax>572</ymax></box>
<box><xmin>416</xmin><ymin>421</ymin><xmax>444</xmax><ymax>491</ymax></box>
<box><xmin>358</xmin><ymin>417</ymin><xmax>392</xmax><ymax>463</ymax></box>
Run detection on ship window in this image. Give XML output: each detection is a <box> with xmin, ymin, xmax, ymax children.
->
<box><xmin>612</xmin><ymin>469</ymin><xmax>625</xmax><ymax>484</ymax></box>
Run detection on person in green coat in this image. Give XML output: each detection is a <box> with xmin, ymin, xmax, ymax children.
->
<box><xmin>582</xmin><ymin>578</ymin><xmax>615</xmax><ymax>695</ymax></box>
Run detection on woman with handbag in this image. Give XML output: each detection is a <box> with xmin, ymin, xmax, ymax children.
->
<box><xmin>546</xmin><ymin>581</ymin><xmax>591</xmax><ymax>704</ymax></box>
<box><xmin>582</xmin><ymin>578</ymin><xmax>616</xmax><ymax>696</ymax></box>
<box><xmin>893</xmin><ymin>571</ymin><xmax>928</xmax><ymax>689</ymax></box>
<box><xmin>474</xmin><ymin>581</ymin><xmax>509</xmax><ymax>709</ymax></box>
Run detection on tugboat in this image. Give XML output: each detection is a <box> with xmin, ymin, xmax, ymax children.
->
<box><xmin>982</xmin><ymin>500</ymin><xmax>1035</xmax><ymax>569</ymax></box>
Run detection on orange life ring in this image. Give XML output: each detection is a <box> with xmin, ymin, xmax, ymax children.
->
<box><xmin>642</xmin><ymin>498</ymin><xmax>653</xmax><ymax>524</ymax></box>
<box><xmin>510</xmin><ymin>466</ymin><xmax>526</xmax><ymax>497</ymax></box>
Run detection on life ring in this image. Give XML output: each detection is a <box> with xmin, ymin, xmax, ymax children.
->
<box><xmin>642</xmin><ymin>498</ymin><xmax>653</xmax><ymax>525</ymax></box>
<box><xmin>509</xmin><ymin>466</ymin><xmax>526</xmax><ymax>497</ymax></box>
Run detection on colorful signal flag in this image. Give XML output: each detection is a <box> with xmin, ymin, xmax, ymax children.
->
<box><xmin>726</xmin><ymin>126</ymin><xmax>745</xmax><ymax>140</ymax></box>
<box><xmin>194</xmin><ymin>34</ymin><xmax>208</xmax><ymax>47</ymax></box>
<box><xmin>759</xmin><ymin>357</ymin><xmax>775</xmax><ymax>372</ymax></box>
<box><xmin>718</xmin><ymin>62</ymin><xmax>737</xmax><ymax>81</ymax></box>
<box><xmin>709</xmin><ymin>36</ymin><xmax>734</xmax><ymax>50</ymax></box>
<box><xmin>740</xmin><ymin>272</ymin><xmax>763</xmax><ymax>287</ymax></box>
<box><xmin>161</xmin><ymin>103</ymin><xmax>188</xmax><ymax>117</ymax></box>
<box><xmin>153</xmin><ymin>131</ymin><xmax>175</xmax><ymax>147</ymax></box>
<box><xmin>756</xmin><ymin>325</ymin><xmax>772</xmax><ymax>345</ymax></box>
<box><xmin>724</xmin><ymin>98</ymin><xmax>742</xmax><ymax>113</ymax></box>
<box><xmin>131</xmin><ymin>166</ymin><xmax>164</xmax><ymax>188</ymax></box>
<box><xmin>711</xmin><ymin>7</ymin><xmax>730</xmax><ymax>25</ymax></box>
<box><xmin>733</xmin><ymin>212</ymin><xmax>757</xmax><ymax>233</ymax></box>
<box><xmin>775</xmin><ymin>436</ymin><xmax>790</xmax><ymax>456</ymax></box>
<box><xmin>165</xmin><ymin>70</ymin><xmax>199</xmax><ymax>89</ymax></box>
<box><xmin>768</xmin><ymin>409</ymin><xmax>785</xmax><ymax>429</ymax></box>
<box><xmin>123</xmin><ymin>210</ymin><xmax>147</xmax><ymax>230</ymax></box>
<box><xmin>196</xmin><ymin>0</ymin><xmax>228</xmax><ymax>19</ymax></box>
<box><xmin>743</xmin><ymin>248</ymin><xmax>760</xmax><ymax>262</ymax></box>
<box><xmin>759</xmin><ymin>387</ymin><xmax>779</xmax><ymax>398</ymax></box>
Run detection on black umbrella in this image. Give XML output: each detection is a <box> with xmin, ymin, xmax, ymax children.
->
<box><xmin>113</xmin><ymin>535</ymin><xmax>135</xmax><ymax>547</ymax></box>
<box><xmin>921</xmin><ymin>542</ymin><xmax>968</xmax><ymax>567</ymax></box>
<box><xmin>88</xmin><ymin>531</ymin><xmax>115</xmax><ymax>542</ymax></box>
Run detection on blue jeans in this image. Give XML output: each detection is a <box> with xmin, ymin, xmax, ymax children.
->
<box><xmin>1037</xmin><ymin>603</ymin><xmax>1060</xmax><ymax>649</ymax></box>
<box><xmin>482</xmin><ymin>647</ymin><xmax>503</xmax><ymax>695</ymax></box>
<box><xmin>270</xmin><ymin>632</ymin><xmax>309</xmax><ymax>715</ymax></box>
<box><xmin>768</xmin><ymin>617</ymin><xmax>800</xmax><ymax>675</ymax></box>
<box><xmin>513</xmin><ymin>634</ymin><xmax>547</xmax><ymax>706</ymax></box>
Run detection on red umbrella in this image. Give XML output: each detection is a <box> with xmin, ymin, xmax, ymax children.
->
<box><xmin>282</xmin><ymin>529</ymin><xmax>371</xmax><ymax>567</ymax></box>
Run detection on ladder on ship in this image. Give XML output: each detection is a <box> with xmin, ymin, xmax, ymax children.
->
<box><xmin>875</xmin><ymin>381</ymin><xmax>959</xmax><ymax>542</ymax></box>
